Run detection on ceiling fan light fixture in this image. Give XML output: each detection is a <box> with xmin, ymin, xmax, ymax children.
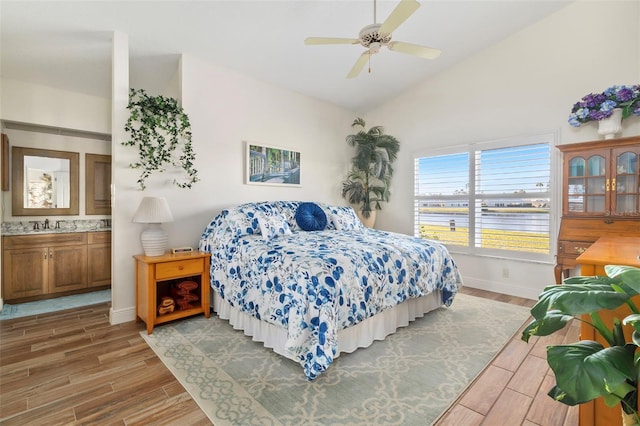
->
<box><xmin>359</xmin><ymin>24</ymin><xmax>392</xmax><ymax>48</ymax></box>
<box><xmin>305</xmin><ymin>0</ymin><xmax>441</xmax><ymax>79</ymax></box>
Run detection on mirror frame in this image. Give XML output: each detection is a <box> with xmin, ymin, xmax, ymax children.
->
<box><xmin>12</xmin><ymin>146</ymin><xmax>79</xmax><ymax>216</ymax></box>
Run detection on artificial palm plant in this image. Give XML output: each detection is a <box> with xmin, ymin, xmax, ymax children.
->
<box><xmin>522</xmin><ymin>265</ymin><xmax>640</xmax><ymax>425</ymax></box>
<box><xmin>341</xmin><ymin>117</ymin><xmax>400</xmax><ymax>219</ymax></box>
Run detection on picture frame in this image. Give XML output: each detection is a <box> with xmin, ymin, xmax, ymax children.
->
<box><xmin>244</xmin><ymin>141</ymin><xmax>301</xmax><ymax>187</ymax></box>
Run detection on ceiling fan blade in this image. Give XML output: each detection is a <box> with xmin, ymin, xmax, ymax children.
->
<box><xmin>388</xmin><ymin>41</ymin><xmax>441</xmax><ymax>59</ymax></box>
<box><xmin>378</xmin><ymin>0</ymin><xmax>420</xmax><ymax>35</ymax></box>
<box><xmin>305</xmin><ymin>37</ymin><xmax>360</xmax><ymax>45</ymax></box>
<box><xmin>346</xmin><ymin>52</ymin><xmax>371</xmax><ymax>79</ymax></box>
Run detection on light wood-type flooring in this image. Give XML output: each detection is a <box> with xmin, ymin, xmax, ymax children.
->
<box><xmin>0</xmin><ymin>287</ymin><xmax>577</xmax><ymax>425</ymax></box>
<box><xmin>434</xmin><ymin>287</ymin><xmax>579</xmax><ymax>426</ymax></box>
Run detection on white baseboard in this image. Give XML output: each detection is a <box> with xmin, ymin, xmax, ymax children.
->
<box><xmin>462</xmin><ymin>276</ymin><xmax>541</xmax><ymax>301</ymax></box>
<box><xmin>109</xmin><ymin>306</ymin><xmax>136</xmax><ymax>325</ymax></box>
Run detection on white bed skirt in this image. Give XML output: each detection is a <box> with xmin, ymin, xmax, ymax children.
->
<box><xmin>212</xmin><ymin>289</ymin><xmax>444</xmax><ymax>362</ymax></box>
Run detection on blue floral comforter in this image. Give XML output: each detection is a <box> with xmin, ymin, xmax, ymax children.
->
<box><xmin>199</xmin><ymin>201</ymin><xmax>463</xmax><ymax>380</ymax></box>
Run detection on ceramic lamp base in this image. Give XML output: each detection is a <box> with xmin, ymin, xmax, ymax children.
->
<box><xmin>140</xmin><ymin>223</ymin><xmax>168</xmax><ymax>256</ymax></box>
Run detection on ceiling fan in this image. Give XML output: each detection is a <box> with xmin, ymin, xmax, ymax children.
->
<box><xmin>304</xmin><ymin>0</ymin><xmax>441</xmax><ymax>79</ymax></box>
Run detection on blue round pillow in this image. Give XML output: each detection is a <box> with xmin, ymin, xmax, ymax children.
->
<box><xmin>295</xmin><ymin>202</ymin><xmax>327</xmax><ymax>231</ymax></box>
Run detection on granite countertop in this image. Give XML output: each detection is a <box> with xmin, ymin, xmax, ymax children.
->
<box><xmin>3</xmin><ymin>228</ymin><xmax>112</xmax><ymax>236</ymax></box>
<box><xmin>1</xmin><ymin>219</ymin><xmax>111</xmax><ymax>236</ymax></box>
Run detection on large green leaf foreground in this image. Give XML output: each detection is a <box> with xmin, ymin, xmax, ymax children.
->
<box><xmin>522</xmin><ymin>265</ymin><xmax>640</xmax><ymax>423</ymax></box>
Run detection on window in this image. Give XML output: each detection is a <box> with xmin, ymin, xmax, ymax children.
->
<box><xmin>414</xmin><ymin>134</ymin><xmax>555</xmax><ymax>260</ymax></box>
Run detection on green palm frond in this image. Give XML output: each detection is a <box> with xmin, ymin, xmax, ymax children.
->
<box><xmin>342</xmin><ymin>118</ymin><xmax>400</xmax><ymax>217</ymax></box>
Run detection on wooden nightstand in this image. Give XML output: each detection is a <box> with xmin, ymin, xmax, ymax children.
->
<box><xmin>134</xmin><ymin>251</ymin><xmax>211</xmax><ymax>334</ymax></box>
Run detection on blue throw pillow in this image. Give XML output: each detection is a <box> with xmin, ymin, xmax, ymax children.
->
<box><xmin>295</xmin><ymin>202</ymin><xmax>327</xmax><ymax>231</ymax></box>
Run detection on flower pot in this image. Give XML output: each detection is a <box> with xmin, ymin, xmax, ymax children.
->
<box><xmin>356</xmin><ymin>210</ymin><xmax>376</xmax><ymax>228</ymax></box>
<box><xmin>598</xmin><ymin>108</ymin><xmax>623</xmax><ymax>139</ymax></box>
<box><xmin>621</xmin><ymin>409</ymin><xmax>637</xmax><ymax>426</ymax></box>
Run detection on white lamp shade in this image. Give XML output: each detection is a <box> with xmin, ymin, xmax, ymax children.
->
<box><xmin>132</xmin><ymin>197</ymin><xmax>174</xmax><ymax>224</ymax></box>
<box><xmin>133</xmin><ymin>197</ymin><xmax>173</xmax><ymax>256</ymax></box>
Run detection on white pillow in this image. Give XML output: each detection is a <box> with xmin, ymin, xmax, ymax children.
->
<box><xmin>331</xmin><ymin>207</ymin><xmax>364</xmax><ymax>231</ymax></box>
<box><xmin>257</xmin><ymin>213</ymin><xmax>292</xmax><ymax>241</ymax></box>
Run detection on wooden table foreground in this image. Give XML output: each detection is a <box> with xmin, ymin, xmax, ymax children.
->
<box><xmin>576</xmin><ymin>236</ymin><xmax>640</xmax><ymax>426</ymax></box>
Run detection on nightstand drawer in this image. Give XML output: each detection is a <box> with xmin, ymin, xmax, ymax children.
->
<box><xmin>156</xmin><ymin>258</ymin><xmax>202</xmax><ymax>280</ymax></box>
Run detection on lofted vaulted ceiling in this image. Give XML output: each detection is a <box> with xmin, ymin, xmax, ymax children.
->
<box><xmin>1</xmin><ymin>1</ymin><xmax>573</xmax><ymax>112</ymax></box>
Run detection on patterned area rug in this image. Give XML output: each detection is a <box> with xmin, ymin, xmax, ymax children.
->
<box><xmin>141</xmin><ymin>293</ymin><xmax>531</xmax><ymax>426</ymax></box>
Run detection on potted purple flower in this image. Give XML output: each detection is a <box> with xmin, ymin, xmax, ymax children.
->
<box><xmin>568</xmin><ymin>85</ymin><xmax>640</xmax><ymax>139</ymax></box>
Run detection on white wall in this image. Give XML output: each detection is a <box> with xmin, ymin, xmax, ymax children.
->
<box><xmin>365</xmin><ymin>0</ymin><xmax>640</xmax><ymax>299</ymax></box>
<box><xmin>108</xmin><ymin>52</ymin><xmax>355</xmax><ymax>323</ymax></box>
<box><xmin>110</xmin><ymin>31</ymin><xmax>134</xmax><ymax>324</ymax></box>
<box><xmin>1</xmin><ymin>78</ymin><xmax>111</xmax><ymax>134</ymax></box>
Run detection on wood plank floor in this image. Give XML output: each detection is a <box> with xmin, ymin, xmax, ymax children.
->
<box><xmin>434</xmin><ymin>287</ymin><xmax>579</xmax><ymax>426</ymax></box>
<box><xmin>0</xmin><ymin>287</ymin><xmax>578</xmax><ymax>425</ymax></box>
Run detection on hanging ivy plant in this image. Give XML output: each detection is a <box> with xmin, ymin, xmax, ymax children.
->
<box><xmin>123</xmin><ymin>88</ymin><xmax>199</xmax><ymax>190</ymax></box>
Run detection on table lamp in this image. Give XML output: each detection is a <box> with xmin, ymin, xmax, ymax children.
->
<box><xmin>132</xmin><ymin>196</ymin><xmax>174</xmax><ymax>256</ymax></box>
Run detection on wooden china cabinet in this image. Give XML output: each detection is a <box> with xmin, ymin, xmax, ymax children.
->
<box><xmin>555</xmin><ymin>136</ymin><xmax>640</xmax><ymax>283</ymax></box>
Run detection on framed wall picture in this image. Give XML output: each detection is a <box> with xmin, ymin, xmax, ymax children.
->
<box><xmin>245</xmin><ymin>141</ymin><xmax>301</xmax><ymax>187</ymax></box>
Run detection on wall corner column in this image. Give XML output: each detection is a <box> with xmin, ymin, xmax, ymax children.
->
<box><xmin>110</xmin><ymin>31</ymin><xmax>136</xmax><ymax>324</ymax></box>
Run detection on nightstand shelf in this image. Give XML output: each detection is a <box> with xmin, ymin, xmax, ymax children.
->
<box><xmin>134</xmin><ymin>251</ymin><xmax>211</xmax><ymax>334</ymax></box>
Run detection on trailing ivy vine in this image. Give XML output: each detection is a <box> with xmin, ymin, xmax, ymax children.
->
<box><xmin>123</xmin><ymin>88</ymin><xmax>199</xmax><ymax>190</ymax></box>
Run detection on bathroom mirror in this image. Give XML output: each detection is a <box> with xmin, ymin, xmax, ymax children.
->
<box><xmin>12</xmin><ymin>146</ymin><xmax>79</xmax><ymax>216</ymax></box>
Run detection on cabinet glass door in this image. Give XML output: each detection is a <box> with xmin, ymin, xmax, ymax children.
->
<box><xmin>585</xmin><ymin>155</ymin><xmax>606</xmax><ymax>213</ymax></box>
<box><xmin>567</xmin><ymin>157</ymin><xmax>585</xmax><ymax>212</ymax></box>
<box><xmin>568</xmin><ymin>155</ymin><xmax>607</xmax><ymax>214</ymax></box>
<box><xmin>614</xmin><ymin>150</ymin><xmax>639</xmax><ymax>215</ymax></box>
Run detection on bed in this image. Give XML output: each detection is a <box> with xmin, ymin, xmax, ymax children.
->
<box><xmin>198</xmin><ymin>201</ymin><xmax>463</xmax><ymax>380</ymax></box>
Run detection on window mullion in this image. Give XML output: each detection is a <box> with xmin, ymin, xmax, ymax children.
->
<box><xmin>469</xmin><ymin>148</ymin><xmax>477</xmax><ymax>251</ymax></box>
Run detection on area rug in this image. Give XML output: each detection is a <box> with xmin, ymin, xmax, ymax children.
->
<box><xmin>141</xmin><ymin>293</ymin><xmax>531</xmax><ymax>426</ymax></box>
<box><xmin>0</xmin><ymin>289</ymin><xmax>111</xmax><ymax>320</ymax></box>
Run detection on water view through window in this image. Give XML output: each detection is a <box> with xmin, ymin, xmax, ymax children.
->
<box><xmin>414</xmin><ymin>140</ymin><xmax>552</xmax><ymax>255</ymax></box>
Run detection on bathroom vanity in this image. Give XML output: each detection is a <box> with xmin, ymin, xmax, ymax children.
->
<box><xmin>2</xmin><ymin>230</ymin><xmax>111</xmax><ymax>302</ymax></box>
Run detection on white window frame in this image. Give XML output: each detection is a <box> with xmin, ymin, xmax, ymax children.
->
<box><xmin>413</xmin><ymin>132</ymin><xmax>560</xmax><ymax>263</ymax></box>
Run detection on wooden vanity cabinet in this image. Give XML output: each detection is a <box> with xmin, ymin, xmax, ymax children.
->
<box><xmin>2</xmin><ymin>231</ymin><xmax>111</xmax><ymax>302</ymax></box>
<box><xmin>2</xmin><ymin>246</ymin><xmax>49</xmax><ymax>299</ymax></box>
<box><xmin>88</xmin><ymin>231</ymin><xmax>111</xmax><ymax>287</ymax></box>
<box><xmin>47</xmin><ymin>243</ymin><xmax>88</xmax><ymax>294</ymax></box>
